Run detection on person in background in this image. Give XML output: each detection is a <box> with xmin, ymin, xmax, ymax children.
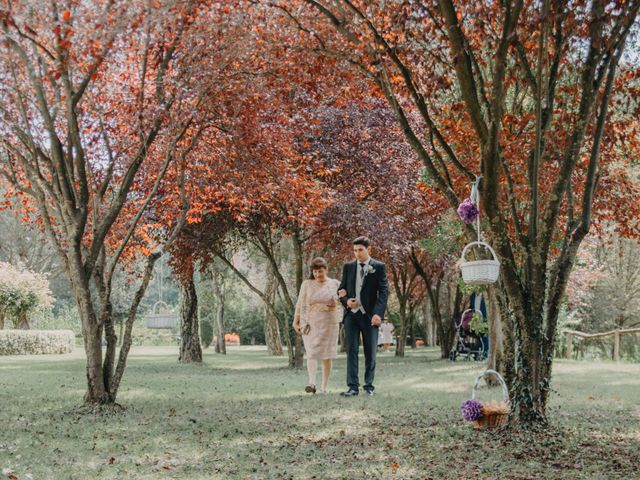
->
<box><xmin>379</xmin><ymin>318</ymin><xmax>395</xmax><ymax>352</ymax></box>
<box><xmin>470</xmin><ymin>291</ymin><xmax>489</xmax><ymax>359</ymax></box>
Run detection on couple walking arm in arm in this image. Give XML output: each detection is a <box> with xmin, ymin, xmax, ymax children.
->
<box><xmin>294</xmin><ymin>236</ymin><xmax>389</xmax><ymax>397</ymax></box>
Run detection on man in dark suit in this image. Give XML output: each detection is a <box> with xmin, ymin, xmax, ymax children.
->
<box><xmin>337</xmin><ymin>236</ymin><xmax>389</xmax><ymax>396</ymax></box>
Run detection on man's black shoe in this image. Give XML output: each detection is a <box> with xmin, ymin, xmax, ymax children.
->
<box><xmin>340</xmin><ymin>389</ymin><xmax>359</xmax><ymax>397</ymax></box>
<box><xmin>364</xmin><ymin>389</ymin><xmax>374</xmax><ymax>396</ymax></box>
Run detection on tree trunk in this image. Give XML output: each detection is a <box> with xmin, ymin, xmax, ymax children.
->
<box><xmin>179</xmin><ymin>275</ymin><xmax>202</xmax><ymax>363</ymax></box>
<box><xmin>409</xmin><ymin>253</ymin><xmax>456</xmax><ymax>357</ymax></box>
<box><xmin>429</xmin><ymin>276</ymin><xmax>456</xmax><ymax>359</ymax></box>
<box><xmin>217</xmin><ymin>252</ymin><xmax>288</xmax><ymax>360</ymax></box>
<box><xmin>0</xmin><ymin>311</ymin><xmax>4</xmax><ymax>330</ymax></box>
<box><xmin>254</xmin><ymin>232</ymin><xmax>301</xmax><ymax>367</ymax></box>
<box><xmin>487</xmin><ymin>287</ymin><xmax>504</xmax><ymax>374</ymax></box>
<box><xmin>82</xmin><ymin>322</ymin><xmax>110</xmax><ymax>405</ymax></box>
<box><xmin>392</xmin><ymin>265</ymin><xmax>414</xmax><ymax>358</ymax></box>
<box><xmin>70</xmin><ymin>263</ymin><xmax>112</xmax><ymax>405</ymax></box>
<box><xmin>263</xmin><ymin>265</ymin><xmax>283</xmax><ymax>355</ymax></box>
<box><xmin>214</xmin><ymin>298</ymin><xmax>226</xmax><ymax>354</ymax></box>
<box><xmin>395</xmin><ymin>307</ymin><xmax>407</xmax><ymax>357</ymax></box>
<box><xmin>409</xmin><ymin>306</ymin><xmax>417</xmax><ymax>349</ymax></box>
<box><xmin>515</xmin><ymin>332</ymin><xmax>547</xmax><ymax>423</ymax></box>
<box><xmin>102</xmin><ymin>307</ymin><xmax>118</xmax><ymax>399</ymax></box>
<box><xmin>212</xmin><ymin>269</ymin><xmax>226</xmax><ymax>354</ymax></box>
<box><xmin>422</xmin><ymin>298</ymin><xmax>435</xmax><ymax>346</ymax></box>
<box><xmin>118</xmin><ymin>320</ymin><xmax>124</xmax><ymax>347</ymax></box>
<box><xmin>15</xmin><ymin>312</ymin><xmax>30</xmax><ymax>329</ymax></box>
<box><xmin>448</xmin><ymin>280</ymin><xmax>464</xmax><ymax>357</ymax></box>
<box><xmin>281</xmin><ymin>302</ymin><xmax>296</xmax><ymax>366</ymax></box>
<box><xmin>291</xmin><ymin>232</ymin><xmax>305</xmax><ymax>369</ymax></box>
<box><xmin>80</xmin><ymin>254</ymin><xmax>159</xmax><ymax>406</ymax></box>
<box><xmin>293</xmin><ymin>333</ymin><xmax>304</xmax><ymax>368</ymax></box>
<box><xmin>493</xmin><ymin>277</ymin><xmax>549</xmax><ymax>424</ymax></box>
<box><xmin>495</xmin><ymin>286</ymin><xmax>516</xmax><ymax>393</ymax></box>
<box><xmin>111</xmin><ymin>253</ymin><xmax>160</xmax><ymax>400</ymax></box>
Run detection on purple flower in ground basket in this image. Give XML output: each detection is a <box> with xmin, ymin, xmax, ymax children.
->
<box><xmin>457</xmin><ymin>198</ymin><xmax>479</xmax><ymax>224</ymax></box>
<box><xmin>460</xmin><ymin>399</ymin><xmax>484</xmax><ymax>421</ymax></box>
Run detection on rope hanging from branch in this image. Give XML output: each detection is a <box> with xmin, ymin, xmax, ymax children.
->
<box><xmin>470</xmin><ymin>175</ymin><xmax>483</xmax><ymax>243</ymax></box>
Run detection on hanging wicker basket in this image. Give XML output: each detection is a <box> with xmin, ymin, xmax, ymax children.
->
<box><xmin>471</xmin><ymin>369</ymin><xmax>510</xmax><ymax>430</ymax></box>
<box><xmin>460</xmin><ymin>241</ymin><xmax>500</xmax><ymax>285</ymax></box>
<box><xmin>146</xmin><ymin>301</ymin><xmax>178</xmax><ymax>329</ymax></box>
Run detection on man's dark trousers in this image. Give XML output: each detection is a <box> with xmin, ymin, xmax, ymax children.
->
<box><xmin>344</xmin><ymin>310</ymin><xmax>378</xmax><ymax>391</ymax></box>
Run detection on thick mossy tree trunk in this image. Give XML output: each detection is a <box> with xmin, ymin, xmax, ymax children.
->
<box><xmin>179</xmin><ymin>274</ymin><xmax>202</xmax><ymax>364</ymax></box>
<box><xmin>487</xmin><ymin>287</ymin><xmax>504</xmax><ymax>374</ymax></box>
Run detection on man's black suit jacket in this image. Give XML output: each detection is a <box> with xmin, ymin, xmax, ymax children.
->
<box><xmin>338</xmin><ymin>259</ymin><xmax>389</xmax><ymax>320</ymax></box>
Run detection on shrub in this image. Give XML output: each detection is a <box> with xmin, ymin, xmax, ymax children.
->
<box><xmin>225</xmin><ymin>333</ymin><xmax>240</xmax><ymax>344</ymax></box>
<box><xmin>31</xmin><ymin>302</ymin><xmax>81</xmax><ymax>333</ymax></box>
<box><xmin>0</xmin><ymin>262</ymin><xmax>53</xmax><ymax>329</ymax></box>
<box><xmin>0</xmin><ymin>330</ymin><xmax>75</xmax><ymax>355</ymax></box>
<box><xmin>200</xmin><ymin>320</ymin><xmax>214</xmax><ymax>348</ymax></box>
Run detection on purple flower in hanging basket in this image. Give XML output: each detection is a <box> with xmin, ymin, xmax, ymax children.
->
<box><xmin>457</xmin><ymin>198</ymin><xmax>479</xmax><ymax>224</ymax></box>
<box><xmin>460</xmin><ymin>399</ymin><xmax>484</xmax><ymax>421</ymax></box>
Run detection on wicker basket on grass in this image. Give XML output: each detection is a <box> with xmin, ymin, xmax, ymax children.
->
<box><xmin>467</xmin><ymin>369</ymin><xmax>510</xmax><ymax>430</ymax></box>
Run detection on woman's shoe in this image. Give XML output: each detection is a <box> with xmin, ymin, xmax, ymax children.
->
<box><xmin>305</xmin><ymin>385</ymin><xmax>317</xmax><ymax>394</ymax></box>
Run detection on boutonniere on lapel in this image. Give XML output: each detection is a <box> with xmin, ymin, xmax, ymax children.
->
<box><xmin>364</xmin><ymin>264</ymin><xmax>376</xmax><ymax>276</ymax></box>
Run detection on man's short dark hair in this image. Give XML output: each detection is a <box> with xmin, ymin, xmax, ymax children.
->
<box><xmin>353</xmin><ymin>236</ymin><xmax>371</xmax><ymax>248</ymax></box>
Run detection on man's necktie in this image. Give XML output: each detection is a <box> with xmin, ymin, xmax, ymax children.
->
<box><xmin>360</xmin><ymin>263</ymin><xmax>366</xmax><ymax>279</ymax></box>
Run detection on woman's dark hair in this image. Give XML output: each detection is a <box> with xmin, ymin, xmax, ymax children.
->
<box><xmin>353</xmin><ymin>236</ymin><xmax>371</xmax><ymax>248</ymax></box>
<box><xmin>309</xmin><ymin>257</ymin><xmax>328</xmax><ymax>279</ymax></box>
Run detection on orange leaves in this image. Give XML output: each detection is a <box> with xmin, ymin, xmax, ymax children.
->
<box><xmin>62</xmin><ymin>10</ymin><xmax>71</xmax><ymax>22</ymax></box>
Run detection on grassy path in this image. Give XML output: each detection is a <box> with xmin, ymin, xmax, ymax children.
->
<box><xmin>1</xmin><ymin>346</ymin><xmax>639</xmax><ymax>479</ymax></box>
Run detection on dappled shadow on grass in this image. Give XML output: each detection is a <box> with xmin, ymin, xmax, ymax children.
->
<box><xmin>2</xmin><ymin>347</ymin><xmax>640</xmax><ymax>479</ymax></box>
<box><xmin>5</xmin><ymin>398</ymin><xmax>639</xmax><ymax>479</ymax></box>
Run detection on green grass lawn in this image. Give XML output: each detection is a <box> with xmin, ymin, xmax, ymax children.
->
<box><xmin>1</xmin><ymin>346</ymin><xmax>639</xmax><ymax>479</ymax></box>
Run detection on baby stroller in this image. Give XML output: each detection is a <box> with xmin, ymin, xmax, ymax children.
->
<box><xmin>449</xmin><ymin>309</ymin><xmax>485</xmax><ymax>361</ymax></box>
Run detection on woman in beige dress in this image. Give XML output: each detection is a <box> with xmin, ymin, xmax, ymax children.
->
<box><xmin>293</xmin><ymin>257</ymin><xmax>343</xmax><ymax>394</ymax></box>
